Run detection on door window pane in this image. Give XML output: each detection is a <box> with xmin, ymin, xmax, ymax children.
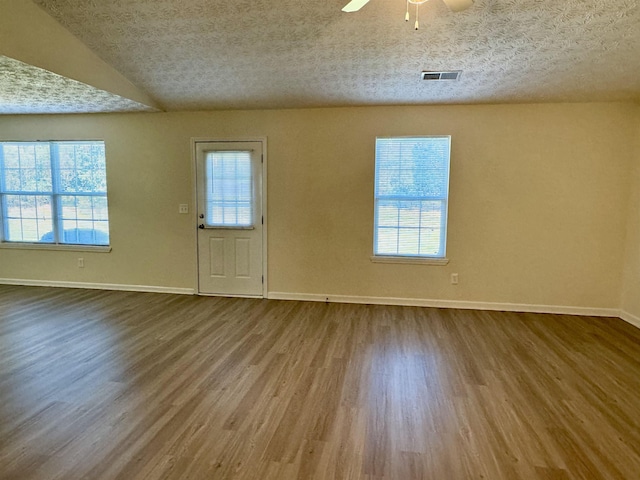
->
<box><xmin>205</xmin><ymin>151</ymin><xmax>253</xmax><ymax>227</ymax></box>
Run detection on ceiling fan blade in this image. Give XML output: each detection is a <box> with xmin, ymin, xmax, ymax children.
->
<box><xmin>441</xmin><ymin>0</ymin><xmax>474</xmax><ymax>12</ymax></box>
<box><xmin>342</xmin><ymin>0</ymin><xmax>371</xmax><ymax>13</ymax></box>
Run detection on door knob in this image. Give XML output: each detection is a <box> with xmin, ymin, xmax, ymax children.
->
<box><xmin>198</xmin><ymin>224</ymin><xmax>205</xmax><ymax>229</ymax></box>
<box><xmin>199</xmin><ymin>214</ymin><xmax>204</xmax><ymax>219</ymax></box>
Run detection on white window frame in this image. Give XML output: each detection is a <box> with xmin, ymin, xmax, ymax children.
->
<box><xmin>372</xmin><ymin>135</ymin><xmax>450</xmax><ymax>265</ymax></box>
<box><xmin>0</xmin><ymin>140</ymin><xmax>111</xmax><ymax>252</ymax></box>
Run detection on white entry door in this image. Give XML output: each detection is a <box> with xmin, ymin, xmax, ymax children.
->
<box><xmin>195</xmin><ymin>141</ymin><xmax>264</xmax><ymax>296</ymax></box>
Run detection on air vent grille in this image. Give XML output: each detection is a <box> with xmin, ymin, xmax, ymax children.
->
<box><xmin>421</xmin><ymin>70</ymin><xmax>462</xmax><ymax>81</ymax></box>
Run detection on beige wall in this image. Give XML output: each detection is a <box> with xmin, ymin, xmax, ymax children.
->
<box><xmin>621</xmin><ymin>107</ymin><xmax>640</xmax><ymax>319</ymax></box>
<box><xmin>0</xmin><ymin>102</ymin><xmax>636</xmax><ymax>310</ymax></box>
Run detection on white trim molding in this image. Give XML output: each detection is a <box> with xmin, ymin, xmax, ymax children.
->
<box><xmin>619</xmin><ymin>310</ymin><xmax>640</xmax><ymax>329</ymax></box>
<box><xmin>267</xmin><ymin>292</ymin><xmax>620</xmax><ymax>318</ymax></box>
<box><xmin>0</xmin><ymin>280</ymin><xmax>635</xmax><ymax>329</ymax></box>
<box><xmin>370</xmin><ymin>255</ymin><xmax>449</xmax><ymax>265</ymax></box>
<box><xmin>0</xmin><ymin>243</ymin><xmax>112</xmax><ymax>253</ymax></box>
<box><xmin>0</xmin><ymin>278</ymin><xmax>194</xmax><ymax>295</ymax></box>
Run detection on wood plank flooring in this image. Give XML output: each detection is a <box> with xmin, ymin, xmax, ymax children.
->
<box><xmin>0</xmin><ymin>285</ymin><xmax>639</xmax><ymax>480</ymax></box>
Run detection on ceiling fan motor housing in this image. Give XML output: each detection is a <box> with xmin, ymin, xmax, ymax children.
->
<box><xmin>441</xmin><ymin>0</ymin><xmax>474</xmax><ymax>12</ymax></box>
<box><xmin>343</xmin><ymin>0</ymin><xmax>474</xmax><ymax>13</ymax></box>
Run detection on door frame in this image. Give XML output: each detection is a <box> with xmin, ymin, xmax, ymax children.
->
<box><xmin>191</xmin><ymin>137</ymin><xmax>268</xmax><ymax>297</ymax></box>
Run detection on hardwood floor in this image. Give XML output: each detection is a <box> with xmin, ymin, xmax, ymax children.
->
<box><xmin>0</xmin><ymin>285</ymin><xmax>639</xmax><ymax>480</ymax></box>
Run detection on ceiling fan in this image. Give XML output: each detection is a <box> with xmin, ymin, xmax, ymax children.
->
<box><xmin>342</xmin><ymin>0</ymin><xmax>475</xmax><ymax>29</ymax></box>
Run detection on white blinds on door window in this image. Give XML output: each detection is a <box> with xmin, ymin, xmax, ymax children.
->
<box><xmin>205</xmin><ymin>151</ymin><xmax>253</xmax><ymax>227</ymax></box>
<box><xmin>374</xmin><ymin>137</ymin><xmax>450</xmax><ymax>258</ymax></box>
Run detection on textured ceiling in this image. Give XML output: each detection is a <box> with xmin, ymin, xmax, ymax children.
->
<box><xmin>0</xmin><ymin>56</ymin><xmax>158</xmax><ymax>114</ymax></box>
<box><xmin>17</xmin><ymin>0</ymin><xmax>640</xmax><ymax>111</ymax></box>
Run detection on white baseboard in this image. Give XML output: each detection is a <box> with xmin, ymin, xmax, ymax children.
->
<box><xmin>267</xmin><ymin>292</ymin><xmax>620</xmax><ymax>318</ymax></box>
<box><xmin>619</xmin><ymin>310</ymin><xmax>640</xmax><ymax>329</ymax></box>
<box><xmin>0</xmin><ymin>278</ymin><xmax>195</xmax><ymax>295</ymax></box>
<box><xmin>0</xmin><ymin>280</ymin><xmax>632</xmax><ymax>327</ymax></box>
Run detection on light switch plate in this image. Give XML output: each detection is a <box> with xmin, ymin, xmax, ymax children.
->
<box><xmin>179</xmin><ymin>204</ymin><xmax>189</xmax><ymax>214</ymax></box>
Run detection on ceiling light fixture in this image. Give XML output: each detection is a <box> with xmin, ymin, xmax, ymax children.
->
<box><xmin>342</xmin><ymin>0</ymin><xmax>474</xmax><ymax>30</ymax></box>
<box><xmin>406</xmin><ymin>0</ymin><xmax>429</xmax><ymax>30</ymax></box>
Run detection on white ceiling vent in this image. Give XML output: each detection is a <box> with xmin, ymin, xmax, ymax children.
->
<box><xmin>421</xmin><ymin>71</ymin><xmax>462</xmax><ymax>81</ymax></box>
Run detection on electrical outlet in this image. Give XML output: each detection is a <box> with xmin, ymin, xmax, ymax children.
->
<box><xmin>78</xmin><ymin>258</ymin><xmax>84</xmax><ymax>268</ymax></box>
<box><xmin>179</xmin><ymin>204</ymin><xmax>189</xmax><ymax>214</ymax></box>
<box><xmin>451</xmin><ymin>273</ymin><xmax>459</xmax><ymax>285</ymax></box>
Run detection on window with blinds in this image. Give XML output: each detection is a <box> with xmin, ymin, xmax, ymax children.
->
<box><xmin>374</xmin><ymin>136</ymin><xmax>450</xmax><ymax>258</ymax></box>
<box><xmin>0</xmin><ymin>141</ymin><xmax>110</xmax><ymax>246</ymax></box>
<box><xmin>205</xmin><ymin>151</ymin><xmax>253</xmax><ymax>227</ymax></box>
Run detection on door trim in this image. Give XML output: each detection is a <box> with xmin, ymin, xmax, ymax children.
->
<box><xmin>191</xmin><ymin>137</ymin><xmax>267</xmax><ymax>297</ymax></box>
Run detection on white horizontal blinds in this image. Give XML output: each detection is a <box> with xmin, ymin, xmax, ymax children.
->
<box><xmin>0</xmin><ymin>143</ymin><xmax>53</xmax><ymax>242</ymax></box>
<box><xmin>205</xmin><ymin>151</ymin><xmax>253</xmax><ymax>227</ymax></box>
<box><xmin>375</xmin><ymin>136</ymin><xmax>450</xmax><ymax>257</ymax></box>
<box><xmin>0</xmin><ymin>141</ymin><xmax>109</xmax><ymax>245</ymax></box>
<box><xmin>55</xmin><ymin>142</ymin><xmax>109</xmax><ymax>245</ymax></box>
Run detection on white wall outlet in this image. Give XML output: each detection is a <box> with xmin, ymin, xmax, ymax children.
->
<box><xmin>451</xmin><ymin>273</ymin><xmax>459</xmax><ymax>285</ymax></box>
<box><xmin>179</xmin><ymin>204</ymin><xmax>189</xmax><ymax>214</ymax></box>
<box><xmin>78</xmin><ymin>258</ymin><xmax>84</xmax><ymax>268</ymax></box>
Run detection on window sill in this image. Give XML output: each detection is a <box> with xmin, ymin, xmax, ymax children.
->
<box><xmin>0</xmin><ymin>243</ymin><xmax>112</xmax><ymax>253</ymax></box>
<box><xmin>371</xmin><ymin>255</ymin><xmax>449</xmax><ymax>266</ymax></box>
